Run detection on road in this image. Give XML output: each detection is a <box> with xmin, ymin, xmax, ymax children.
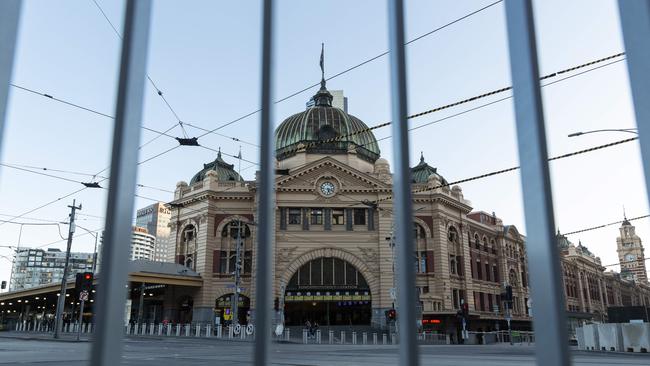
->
<box><xmin>0</xmin><ymin>336</ymin><xmax>648</xmax><ymax>365</ymax></box>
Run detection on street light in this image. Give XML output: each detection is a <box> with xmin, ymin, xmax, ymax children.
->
<box><xmin>568</xmin><ymin>128</ymin><xmax>638</xmax><ymax>137</ymax></box>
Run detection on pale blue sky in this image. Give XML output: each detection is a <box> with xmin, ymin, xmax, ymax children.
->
<box><xmin>0</xmin><ymin>0</ymin><xmax>646</xmax><ymax>286</ymax></box>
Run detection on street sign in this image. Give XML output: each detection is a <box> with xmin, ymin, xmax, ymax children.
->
<box><xmin>79</xmin><ymin>290</ymin><xmax>89</xmax><ymax>301</ymax></box>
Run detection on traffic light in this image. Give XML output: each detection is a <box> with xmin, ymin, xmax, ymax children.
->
<box><xmin>77</xmin><ymin>272</ymin><xmax>93</xmax><ymax>292</ymax></box>
<box><xmin>505</xmin><ymin>285</ymin><xmax>513</xmax><ymax>302</ymax></box>
<box><xmin>274</xmin><ymin>297</ymin><xmax>279</xmax><ymax>311</ymax></box>
<box><xmin>386</xmin><ymin>308</ymin><xmax>396</xmax><ymax>321</ymax></box>
<box><xmin>461</xmin><ymin>302</ymin><xmax>469</xmax><ymax>318</ymax></box>
<box><xmin>1</xmin><ymin>280</ymin><xmax>6</xmax><ymax>290</ymax></box>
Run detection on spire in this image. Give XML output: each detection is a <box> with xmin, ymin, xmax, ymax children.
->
<box><xmin>622</xmin><ymin>205</ymin><xmax>631</xmax><ymax>226</ymax></box>
<box><xmin>420</xmin><ymin>151</ymin><xmax>425</xmax><ymax>163</ymax></box>
<box><xmin>217</xmin><ymin>146</ymin><xmax>222</xmax><ymax>159</ymax></box>
<box><xmin>320</xmin><ymin>43</ymin><xmax>326</xmax><ymax>90</ymax></box>
<box><xmin>313</xmin><ymin>43</ymin><xmax>333</xmax><ymax>107</ymax></box>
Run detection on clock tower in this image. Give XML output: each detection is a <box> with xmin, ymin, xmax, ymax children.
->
<box><xmin>616</xmin><ymin>216</ymin><xmax>648</xmax><ymax>283</ymax></box>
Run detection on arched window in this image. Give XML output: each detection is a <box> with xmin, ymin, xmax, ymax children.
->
<box><xmin>178</xmin><ymin>224</ymin><xmax>197</xmax><ymax>270</ymax></box>
<box><xmin>215</xmin><ymin>221</ymin><xmax>252</xmax><ymax>275</ymax></box>
<box><xmin>482</xmin><ymin>236</ymin><xmax>488</xmax><ymax>252</ymax></box>
<box><xmin>414</xmin><ymin>223</ymin><xmax>426</xmax><ymax>239</ymax></box>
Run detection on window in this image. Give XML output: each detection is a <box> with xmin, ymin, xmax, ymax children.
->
<box><xmin>288</xmin><ymin>209</ymin><xmax>301</xmax><ymax>224</ymax></box>
<box><xmin>484</xmin><ymin>263</ymin><xmax>491</xmax><ymax>282</ymax></box>
<box><xmin>219</xmin><ymin>251</ymin><xmax>228</xmax><ymax>273</ymax></box>
<box><xmin>493</xmin><ymin>265</ymin><xmax>499</xmax><ymax>283</ymax></box>
<box><xmin>353</xmin><ymin>208</ymin><xmax>366</xmax><ymax>225</ymax></box>
<box><xmin>332</xmin><ymin>209</ymin><xmax>344</xmax><ymax>225</ymax></box>
<box><xmin>310</xmin><ymin>208</ymin><xmax>323</xmax><ymax>225</ymax></box>
<box><xmin>476</xmin><ymin>260</ymin><xmax>482</xmax><ymax>280</ymax></box>
<box><xmin>474</xmin><ymin>234</ymin><xmax>481</xmax><ymax>250</ymax></box>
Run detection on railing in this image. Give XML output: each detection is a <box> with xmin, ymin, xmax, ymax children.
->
<box><xmin>3</xmin><ymin>0</ymin><xmax>650</xmax><ymax>365</ymax></box>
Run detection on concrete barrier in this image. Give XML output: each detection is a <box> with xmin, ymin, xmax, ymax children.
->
<box><xmin>166</xmin><ymin>323</ymin><xmax>171</xmax><ymax>336</ymax></box>
<box><xmin>383</xmin><ymin>333</ymin><xmax>387</xmax><ymax>345</ymax></box>
<box><xmin>316</xmin><ymin>330</ymin><xmax>321</xmax><ymax>344</ymax></box>
<box><xmin>175</xmin><ymin>324</ymin><xmax>181</xmax><ymax>337</ymax></box>
<box><xmin>302</xmin><ymin>329</ymin><xmax>308</xmax><ymax>344</ymax></box>
<box><xmin>576</xmin><ymin>327</ymin><xmax>585</xmax><ymax>349</ymax></box>
<box><xmin>150</xmin><ymin>323</ymin><xmax>155</xmax><ymax>336</ymax></box>
<box><xmin>328</xmin><ymin>330</ymin><xmax>334</xmax><ymax>344</ymax></box>
<box><xmin>195</xmin><ymin>324</ymin><xmax>200</xmax><ymax>337</ymax></box>
<box><xmin>583</xmin><ymin>324</ymin><xmax>599</xmax><ymax>351</ymax></box>
<box><xmin>352</xmin><ymin>331</ymin><xmax>357</xmax><ymax>345</ymax></box>
<box><xmin>597</xmin><ymin>323</ymin><xmax>624</xmax><ymax>352</ymax></box>
<box><xmin>621</xmin><ymin>323</ymin><xmax>650</xmax><ymax>353</ymax></box>
<box><xmin>391</xmin><ymin>333</ymin><xmax>397</xmax><ymax>344</ymax></box>
<box><xmin>340</xmin><ymin>330</ymin><xmax>345</xmax><ymax>344</ymax></box>
<box><xmin>206</xmin><ymin>324</ymin><xmax>211</xmax><ymax>337</ymax></box>
<box><xmin>362</xmin><ymin>332</ymin><xmax>367</xmax><ymax>345</ymax></box>
<box><xmin>373</xmin><ymin>333</ymin><xmax>377</xmax><ymax>345</ymax></box>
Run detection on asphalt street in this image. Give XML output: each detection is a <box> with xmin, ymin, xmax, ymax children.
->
<box><xmin>0</xmin><ymin>336</ymin><xmax>648</xmax><ymax>365</ymax></box>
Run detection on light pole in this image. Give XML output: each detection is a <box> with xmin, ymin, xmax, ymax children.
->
<box><xmin>568</xmin><ymin>128</ymin><xmax>638</xmax><ymax>137</ymax></box>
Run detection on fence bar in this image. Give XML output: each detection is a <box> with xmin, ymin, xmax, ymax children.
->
<box><xmin>0</xmin><ymin>0</ymin><xmax>21</xmax><ymax>165</ymax></box>
<box><xmin>90</xmin><ymin>1</ymin><xmax>152</xmax><ymax>365</ymax></box>
<box><xmin>618</xmin><ymin>1</ymin><xmax>650</xmax><ymax>214</ymax></box>
<box><xmin>387</xmin><ymin>0</ymin><xmax>418</xmax><ymax>365</ymax></box>
<box><xmin>503</xmin><ymin>1</ymin><xmax>570</xmax><ymax>365</ymax></box>
<box><xmin>254</xmin><ymin>0</ymin><xmax>275</xmax><ymax>365</ymax></box>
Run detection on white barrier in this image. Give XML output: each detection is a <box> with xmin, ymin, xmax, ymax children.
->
<box><xmin>383</xmin><ymin>333</ymin><xmax>387</xmax><ymax>345</ymax></box>
<box><xmin>149</xmin><ymin>323</ymin><xmax>155</xmax><ymax>336</ymax></box>
<box><xmin>184</xmin><ymin>324</ymin><xmax>190</xmax><ymax>337</ymax></box>
<box><xmin>166</xmin><ymin>324</ymin><xmax>171</xmax><ymax>336</ymax></box>
<box><xmin>284</xmin><ymin>328</ymin><xmax>290</xmax><ymax>342</ymax></box>
<box><xmin>597</xmin><ymin>324</ymin><xmax>624</xmax><ymax>352</ymax></box>
<box><xmin>362</xmin><ymin>332</ymin><xmax>367</xmax><ymax>345</ymax></box>
<box><xmin>302</xmin><ymin>329</ymin><xmax>308</xmax><ymax>344</ymax></box>
<box><xmin>621</xmin><ymin>323</ymin><xmax>650</xmax><ymax>353</ymax></box>
<box><xmin>391</xmin><ymin>333</ymin><xmax>397</xmax><ymax>344</ymax></box>
<box><xmin>175</xmin><ymin>324</ymin><xmax>181</xmax><ymax>336</ymax></box>
<box><xmin>582</xmin><ymin>325</ymin><xmax>599</xmax><ymax>351</ymax></box>
<box><xmin>206</xmin><ymin>324</ymin><xmax>211</xmax><ymax>337</ymax></box>
<box><xmin>352</xmin><ymin>331</ymin><xmax>357</xmax><ymax>345</ymax></box>
<box><xmin>217</xmin><ymin>325</ymin><xmax>222</xmax><ymax>338</ymax></box>
<box><xmin>373</xmin><ymin>333</ymin><xmax>378</xmax><ymax>345</ymax></box>
<box><xmin>158</xmin><ymin>324</ymin><xmax>163</xmax><ymax>336</ymax></box>
<box><xmin>340</xmin><ymin>330</ymin><xmax>345</xmax><ymax>344</ymax></box>
<box><xmin>195</xmin><ymin>324</ymin><xmax>200</xmax><ymax>337</ymax></box>
<box><xmin>316</xmin><ymin>330</ymin><xmax>321</xmax><ymax>344</ymax></box>
<box><xmin>329</xmin><ymin>330</ymin><xmax>334</xmax><ymax>344</ymax></box>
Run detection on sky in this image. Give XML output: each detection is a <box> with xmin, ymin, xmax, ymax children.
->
<box><xmin>0</xmin><ymin>0</ymin><xmax>647</xmax><ymax>289</ymax></box>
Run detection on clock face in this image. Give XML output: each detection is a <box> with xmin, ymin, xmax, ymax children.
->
<box><xmin>625</xmin><ymin>254</ymin><xmax>636</xmax><ymax>262</ymax></box>
<box><xmin>320</xmin><ymin>181</ymin><xmax>335</xmax><ymax>196</ymax></box>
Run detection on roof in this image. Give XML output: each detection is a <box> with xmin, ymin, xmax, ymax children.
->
<box><xmin>189</xmin><ymin>148</ymin><xmax>243</xmax><ymax>184</ymax></box>
<box><xmin>275</xmin><ymin>83</ymin><xmax>380</xmax><ymax>163</ymax></box>
<box><xmin>411</xmin><ymin>153</ymin><xmax>448</xmax><ymax>185</ymax></box>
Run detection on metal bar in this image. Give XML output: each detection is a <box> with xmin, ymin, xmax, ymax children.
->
<box><xmin>0</xmin><ymin>0</ymin><xmax>22</xmax><ymax>167</ymax></box>
<box><xmin>254</xmin><ymin>0</ymin><xmax>275</xmax><ymax>365</ymax></box>
<box><xmin>618</xmin><ymin>1</ymin><xmax>650</xmax><ymax>226</ymax></box>
<box><xmin>387</xmin><ymin>0</ymin><xmax>419</xmax><ymax>365</ymax></box>
<box><xmin>504</xmin><ymin>1</ymin><xmax>570</xmax><ymax>365</ymax></box>
<box><xmin>90</xmin><ymin>1</ymin><xmax>152</xmax><ymax>365</ymax></box>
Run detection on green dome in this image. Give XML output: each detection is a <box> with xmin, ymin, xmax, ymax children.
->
<box><xmin>190</xmin><ymin>149</ymin><xmax>243</xmax><ymax>184</ymax></box>
<box><xmin>275</xmin><ymin>86</ymin><xmax>380</xmax><ymax>163</ymax></box>
<box><xmin>411</xmin><ymin>153</ymin><xmax>448</xmax><ymax>185</ymax></box>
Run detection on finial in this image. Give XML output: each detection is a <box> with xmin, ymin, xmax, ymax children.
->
<box><xmin>217</xmin><ymin>147</ymin><xmax>222</xmax><ymax>159</ymax></box>
<box><xmin>420</xmin><ymin>151</ymin><xmax>424</xmax><ymax>163</ymax></box>
<box><xmin>320</xmin><ymin>43</ymin><xmax>325</xmax><ymax>90</ymax></box>
<box><xmin>623</xmin><ymin>205</ymin><xmax>627</xmax><ymax>220</ymax></box>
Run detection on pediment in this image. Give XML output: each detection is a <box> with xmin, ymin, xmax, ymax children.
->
<box><xmin>276</xmin><ymin>157</ymin><xmax>390</xmax><ymax>192</ymax></box>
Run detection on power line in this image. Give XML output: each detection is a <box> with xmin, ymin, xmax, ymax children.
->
<box><xmin>274</xmin><ymin>52</ymin><xmax>627</xmax><ymax>159</ymax></box>
<box><xmin>361</xmin><ymin>137</ymin><xmax>638</xmax><ymax>206</ymax></box>
<box><xmin>563</xmin><ymin>214</ymin><xmax>650</xmax><ymax>236</ymax></box>
<box><xmin>194</xmin><ymin>0</ymin><xmax>504</xmax><ymax>138</ymax></box>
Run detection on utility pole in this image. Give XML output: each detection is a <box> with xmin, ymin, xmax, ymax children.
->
<box><xmin>54</xmin><ymin>199</ymin><xmax>81</xmax><ymax>339</ymax></box>
<box><xmin>231</xmin><ymin>148</ymin><xmax>243</xmax><ymax>327</ymax></box>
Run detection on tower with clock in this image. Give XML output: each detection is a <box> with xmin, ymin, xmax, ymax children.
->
<box><xmin>616</xmin><ymin>215</ymin><xmax>648</xmax><ymax>283</ymax></box>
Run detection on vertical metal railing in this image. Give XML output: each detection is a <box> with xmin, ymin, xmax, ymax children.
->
<box><xmin>255</xmin><ymin>0</ymin><xmax>275</xmax><ymax>365</ymax></box>
<box><xmin>90</xmin><ymin>1</ymin><xmax>152</xmax><ymax>365</ymax></box>
<box><xmin>0</xmin><ymin>0</ymin><xmax>22</xmax><ymax>168</ymax></box>
<box><xmin>504</xmin><ymin>1</ymin><xmax>570</xmax><ymax>365</ymax></box>
<box><xmin>619</xmin><ymin>2</ymin><xmax>650</xmax><ymax>220</ymax></box>
<box><xmin>387</xmin><ymin>0</ymin><xmax>419</xmax><ymax>365</ymax></box>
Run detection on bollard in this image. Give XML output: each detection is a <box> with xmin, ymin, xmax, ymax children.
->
<box><xmin>158</xmin><ymin>324</ymin><xmax>163</xmax><ymax>336</ymax></box>
<box><xmin>316</xmin><ymin>329</ymin><xmax>321</xmax><ymax>344</ymax></box>
<box><xmin>285</xmin><ymin>328</ymin><xmax>290</xmax><ymax>342</ymax></box>
<box><xmin>391</xmin><ymin>333</ymin><xmax>397</xmax><ymax>344</ymax></box>
<box><xmin>228</xmin><ymin>326</ymin><xmax>233</xmax><ymax>339</ymax></box>
<box><xmin>150</xmin><ymin>323</ymin><xmax>155</xmax><ymax>336</ymax></box>
<box><xmin>64</xmin><ymin>323</ymin><xmax>68</xmax><ymax>333</ymax></box>
<box><xmin>195</xmin><ymin>324</ymin><xmax>200</xmax><ymax>337</ymax></box>
<box><xmin>373</xmin><ymin>333</ymin><xmax>377</xmax><ymax>345</ymax></box>
<box><xmin>141</xmin><ymin>323</ymin><xmax>147</xmax><ymax>336</ymax></box>
<box><xmin>185</xmin><ymin>324</ymin><xmax>190</xmax><ymax>337</ymax></box>
<box><xmin>166</xmin><ymin>323</ymin><xmax>171</xmax><ymax>336</ymax></box>
<box><xmin>363</xmin><ymin>332</ymin><xmax>367</xmax><ymax>345</ymax></box>
<box><xmin>175</xmin><ymin>324</ymin><xmax>181</xmax><ymax>337</ymax></box>
<box><xmin>383</xmin><ymin>333</ymin><xmax>387</xmax><ymax>345</ymax></box>
<box><xmin>303</xmin><ymin>328</ymin><xmax>308</xmax><ymax>344</ymax></box>
<box><xmin>352</xmin><ymin>331</ymin><xmax>357</xmax><ymax>345</ymax></box>
<box><xmin>217</xmin><ymin>325</ymin><xmax>222</xmax><ymax>338</ymax></box>
<box><xmin>241</xmin><ymin>327</ymin><xmax>245</xmax><ymax>340</ymax></box>
<box><xmin>329</xmin><ymin>330</ymin><xmax>334</xmax><ymax>344</ymax></box>
<box><xmin>81</xmin><ymin>323</ymin><xmax>86</xmax><ymax>333</ymax></box>
<box><xmin>206</xmin><ymin>324</ymin><xmax>211</xmax><ymax>337</ymax></box>
<box><xmin>340</xmin><ymin>330</ymin><xmax>345</xmax><ymax>345</ymax></box>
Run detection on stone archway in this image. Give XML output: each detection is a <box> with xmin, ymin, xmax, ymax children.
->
<box><xmin>281</xmin><ymin>249</ymin><xmax>377</xmax><ymax>326</ymax></box>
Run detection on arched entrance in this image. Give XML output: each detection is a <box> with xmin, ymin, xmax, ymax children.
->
<box><xmin>215</xmin><ymin>294</ymin><xmax>251</xmax><ymax>325</ymax></box>
<box><xmin>284</xmin><ymin>257</ymin><xmax>371</xmax><ymax>326</ymax></box>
